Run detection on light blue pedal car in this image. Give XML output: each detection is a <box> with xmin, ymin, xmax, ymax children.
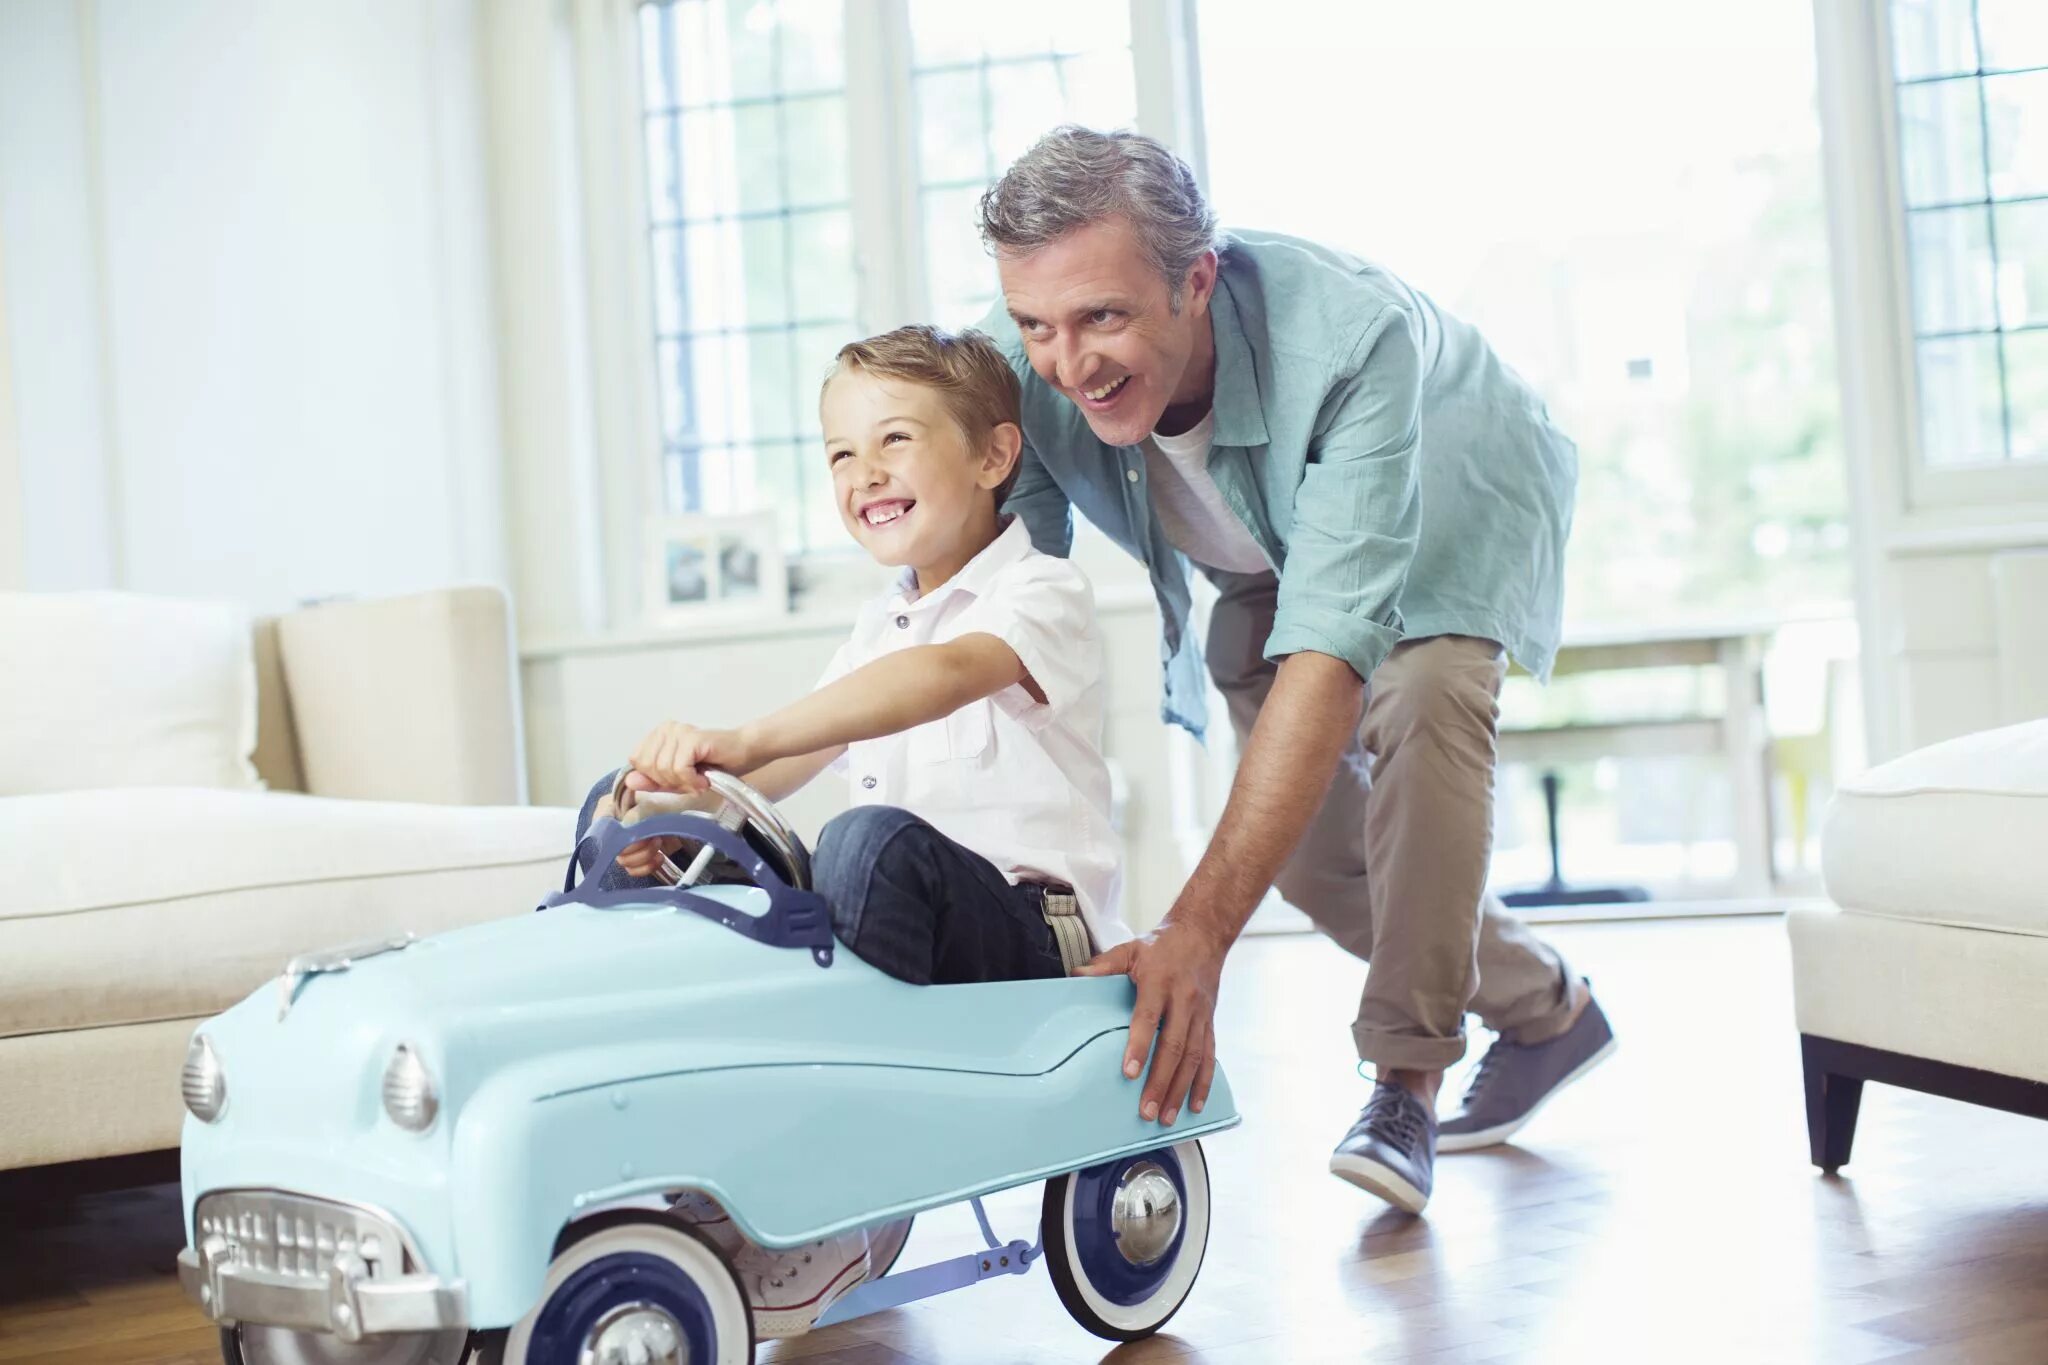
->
<box><xmin>177</xmin><ymin>772</ymin><xmax>1239</xmax><ymax>1364</ymax></box>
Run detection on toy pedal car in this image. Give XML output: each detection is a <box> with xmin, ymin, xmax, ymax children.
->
<box><xmin>177</xmin><ymin>772</ymin><xmax>1239</xmax><ymax>1363</ymax></box>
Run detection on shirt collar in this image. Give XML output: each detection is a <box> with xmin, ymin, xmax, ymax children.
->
<box><xmin>888</xmin><ymin>514</ymin><xmax>1032</xmax><ymax>610</ymax></box>
<box><xmin>1207</xmin><ymin>260</ymin><xmax>1270</xmax><ymax>449</ymax></box>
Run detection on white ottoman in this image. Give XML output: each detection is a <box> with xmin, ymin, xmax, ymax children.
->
<box><xmin>1789</xmin><ymin>718</ymin><xmax>2048</xmax><ymax>1172</ymax></box>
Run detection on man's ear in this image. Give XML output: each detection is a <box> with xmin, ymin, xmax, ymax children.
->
<box><xmin>1182</xmin><ymin>249</ymin><xmax>1220</xmax><ymax>316</ymax></box>
<box><xmin>979</xmin><ymin>421</ymin><xmax>1024</xmax><ymax>490</ymax></box>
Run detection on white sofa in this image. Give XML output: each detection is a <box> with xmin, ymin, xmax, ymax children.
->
<box><xmin>0</xmin><ymin>587</ymin><xmax>575</xmax><ymax>1174</ymax></box>
<box><xmin>1789</xmin><ymin>719</ymin><xmax>2048</xmax><ymax>1172</ymax></box>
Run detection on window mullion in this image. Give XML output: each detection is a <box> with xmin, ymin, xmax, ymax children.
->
<box><xmin>844</xmin><ymin>0</ymin><xmax>925</xmax><ymax>330</ymax></box>
<box><xmin>1129</xmin><ymin>0</ymin><xmax>1208</xmax><ymax>181</ymax></box>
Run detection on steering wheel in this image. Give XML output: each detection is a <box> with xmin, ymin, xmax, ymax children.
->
<box><xmin>610</xmin><ymin>765</ymin><xmax>814</xmax><ymax>892</ymax></box>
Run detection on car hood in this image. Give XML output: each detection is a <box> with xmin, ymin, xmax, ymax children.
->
<box><xmin>201</xmin><ymin>890</ymin><xmax>1136</xmax><ymax>1133</ymax></box>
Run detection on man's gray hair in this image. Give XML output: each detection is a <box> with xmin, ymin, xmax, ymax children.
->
<box><xmin>978</xmin><ymin>126</ymin><xmax>1221</xmax><ymax>310</ymax></box>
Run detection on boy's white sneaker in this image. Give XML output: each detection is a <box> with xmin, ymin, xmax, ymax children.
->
<box><xmin>666</xmin><ymin>1190</ymin><xmax>748</xmax><ymax>1260</ymax></box>
<box><xmin>731</xmin><ymin>1227</ymin><xmax>872</xmax><ymax>1339</ymax></box>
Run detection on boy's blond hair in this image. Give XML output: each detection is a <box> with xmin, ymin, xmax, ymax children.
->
<box><xmin>825</xmin><ymin>325</ymin><xmax>1026</xmax><ymax>505</ymax></box>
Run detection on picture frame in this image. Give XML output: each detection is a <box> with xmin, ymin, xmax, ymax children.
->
<box><xmin>644</xmin><ymin>511</ymin><xmax>789</xmax><ymax>628</ymax></box>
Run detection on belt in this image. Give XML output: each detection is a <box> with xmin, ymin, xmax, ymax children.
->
<box><xmin>1038</xmin><ymin>887</ymin><xmax>1093</xmax><ymax>976</ymax></box>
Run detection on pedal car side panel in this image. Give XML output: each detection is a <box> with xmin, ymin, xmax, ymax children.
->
<box><xmin>451</xmin><ymin>1032</ymin><xmax>1239</xmax><ymax>1329</ymax></box>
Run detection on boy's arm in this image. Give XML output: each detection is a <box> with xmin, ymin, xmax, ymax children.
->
<box><xmin>630</xmin><ymin>635</ymin><xmax>1029</xmax><ymax>795</ymax></box>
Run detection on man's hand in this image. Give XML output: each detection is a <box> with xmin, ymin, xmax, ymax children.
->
<box><xmin>629</xmin><ymin>722</ymin><xmax>759</xmax><ymax>796</ymax></box>
<box><xmin>1076</xmin><ymin>920</ymin><xmax>1229</xmax><ymax>1126</ymax></box>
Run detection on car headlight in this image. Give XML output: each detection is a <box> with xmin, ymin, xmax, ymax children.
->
<box><xmin>382</xmin><ymin>1044</ymin><xmax>439</xmax><ymax>1133</ymax></box>
<box><xmin>182</xmin><ymin>1034</ymin><xmax>227</xmax><ymax>1123</ymax></box>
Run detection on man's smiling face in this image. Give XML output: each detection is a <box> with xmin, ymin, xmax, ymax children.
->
<box><xmin>996</xmin><ymin>216</ymin><xmax>1217</xmax><ymax>447</ymax></box>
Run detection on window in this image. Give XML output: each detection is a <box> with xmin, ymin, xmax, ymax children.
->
<box><xmin>637</xmin><ymin>0</ymin><xmax>856</xmax><ymax>554</ymax></box>
<box><xmin>908</xmin><ymin>1</ymin><xmax>1136</xmax><ymax>326</ymax></box>
<box><xmin>633</xmin><ymin>0</ymin><xmax>1140</xmax><ymax>553</ymax></box>
<box><xmin>1196</xmin><ymin>0</ymin><xmax>1850</xmax><ymax>628</ymax></box>
<box><xmin>1889</xmin><ymin>0</ymin><xmax>2048</xmax><ymax>467</ymax></box>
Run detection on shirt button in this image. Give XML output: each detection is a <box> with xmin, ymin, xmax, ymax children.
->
<box><xmin>861</xmin><ymin>776</ymin><xmax>877</xmax><ymax>790</ymax></box>
<box><xmin>895</xmin><ymin>614</ymin><xmax>909</xmax><ymax>628</ymax></box>
<box><xmin>1126</xmin><ymin>468</ymin><xmax>1140</xmax><ymax>483</ymax></box>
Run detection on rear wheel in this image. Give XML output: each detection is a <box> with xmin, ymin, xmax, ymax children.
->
<box><xmin>1040</xmin><ymin>1140</ymin><xmax>1210</xmax><ymax>1342</ymax></box>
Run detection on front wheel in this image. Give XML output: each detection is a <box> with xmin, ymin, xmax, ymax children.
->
<box><xmin>1040</xmin><ymin>1139</ymin><xmax>1211</xmax><ymax>1342</ymax></box>
<box><xmin>480</xmin><ymin>1213</ymin><xmax>755</xmax><ymax>1365</ymax></box>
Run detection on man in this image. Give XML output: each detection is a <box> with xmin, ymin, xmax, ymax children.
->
<box><xmin>975</xmin><ymin>127</ymin><xmax>1616</xmax><ymax>1214</ymax></box>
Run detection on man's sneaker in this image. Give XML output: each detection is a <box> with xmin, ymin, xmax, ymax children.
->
<box><xmin>730</xmin><ymin>1228</ymin><xmax>871</xmax><ymax>1339</ymax></box>
<box><xmin>1438</xmin><ymin>990</ymin><xmax>1616</xmax><ymax>1153</ymax></box>
<box><xmin>1329</xmin><ymin>1079</ymin><xmax>1437</xmax><ymax>1214</ymax></box>
<box><xmin>666</xmin><ymin>1190</ymin><xmax>748</xmax><ymax>1260</ymax></box>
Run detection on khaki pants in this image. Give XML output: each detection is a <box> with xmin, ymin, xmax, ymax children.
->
<box><xmin>1207</xmin><ymin>572</ymin><xmax>1576</xmax><ymax>1071</ymax></box>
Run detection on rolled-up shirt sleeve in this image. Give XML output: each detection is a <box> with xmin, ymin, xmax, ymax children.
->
<box><xmin>1264</xmin><ymin>305</ymin><xmax>1422</xmax><ymax>683</ymax></box>
<box><xmin>954</xmin><ymin>555</ymin><xmax>1102</xmax><ymax>728</ymax></box>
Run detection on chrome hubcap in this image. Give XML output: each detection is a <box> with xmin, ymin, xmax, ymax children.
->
<box><xmin>580</xmin><ymin>1302</ymin><xmax>687</xmax><ymax>1365</ymax></box>
<box><xmin>1110</xmin><ymin>1161</ymin><xmax>1183</xmax><ymax>1267</ymax></box>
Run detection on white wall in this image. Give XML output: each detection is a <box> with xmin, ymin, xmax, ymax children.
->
<box><xmin>0</xmin><ymin>0</ymin><xmax>507</xmax><ymax>609</ymax></box>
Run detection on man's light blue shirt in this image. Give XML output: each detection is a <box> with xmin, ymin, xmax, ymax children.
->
<box><xmin>979</xmin><ymin>228</ymin><xmax>1577</xmax><ymax>738</ymax></box>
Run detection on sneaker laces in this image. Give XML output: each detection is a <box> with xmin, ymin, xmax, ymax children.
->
<box><xmin>1460</xmin><ymin>1038</ymin><xmax>1519</xmax><ymax>1106</ymax></box>
<box><xmin>1360</xmin><ymin>1083</ymin><xmax>1426</xmax><ymax>1153</ymax></box>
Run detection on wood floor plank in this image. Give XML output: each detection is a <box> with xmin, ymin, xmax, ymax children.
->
<box><xmin>4</xmin><ymin>918</ymin><xmax>2045</xmax><ymax>1363</ymax></box>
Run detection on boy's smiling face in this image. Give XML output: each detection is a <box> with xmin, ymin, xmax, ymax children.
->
<box><xmin>822</xmin><ymin>370</ymin><xmax>1018</xmax><ymax>594</ymax></box>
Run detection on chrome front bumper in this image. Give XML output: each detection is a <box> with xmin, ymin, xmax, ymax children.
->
<box><xmin>178</xmin><ymin>1189</ymin><xmax>467</xmax><ymax>1343</ymax></box>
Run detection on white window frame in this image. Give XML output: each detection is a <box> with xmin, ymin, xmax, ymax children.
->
<box><xmin>566</xmin><ymin>0</ymin><xmax>1205</xmax><ymax>628</ymax></box>
<box><xmin>1815</xmin><ymin>0</ymin><xmax>2048</xmax><ymax>540</ymax></box>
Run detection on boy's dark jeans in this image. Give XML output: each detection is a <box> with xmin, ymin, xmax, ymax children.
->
<box><xmin>575</xmin><ymin>775</ymin><xmax>1065</xmax><ymax>985</ymax></box>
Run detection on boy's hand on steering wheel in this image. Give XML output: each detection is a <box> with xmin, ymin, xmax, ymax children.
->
<box><xmin>629</xmin><ymin>722</ymin><xmax>758</xmax><ymax>796</ymax></box>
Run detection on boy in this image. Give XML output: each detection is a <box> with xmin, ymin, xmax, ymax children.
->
<box><xmin>570</xmin><ymin>324</ymin><xmax>1127</xmax><ymax>1337</ymax></box>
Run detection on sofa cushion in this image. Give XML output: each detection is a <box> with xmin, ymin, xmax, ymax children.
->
<box><xmin>0</xmin><ymin>788</ymin><xmax>575</xmax><ymax>1038</ymax></box>
<box><xmin>0</xmin><ymin>592</ymin><xmax>262</xmax><ymax>796</ymax></box>
<box><xmin>1821</xmin><ymin>719</ymin><xmax>2048</xmax><ymax>937</ymax></box>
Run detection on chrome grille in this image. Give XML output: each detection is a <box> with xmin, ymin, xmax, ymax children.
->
<box><xmin>193</xmin><ymin>1190</ymin><xmax>416</xmax><ymax>1283</ymax></box>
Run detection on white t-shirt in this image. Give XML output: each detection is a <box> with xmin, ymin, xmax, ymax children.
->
<box><xmin>1143</xmin><ymin>409</ymin><xmax>1270</xmax><ymax>574</ymax></box>
<box><xmin>815</xmin><ymin>517</ymin><xmax>1130</xmax><ymax>950</ymax></box>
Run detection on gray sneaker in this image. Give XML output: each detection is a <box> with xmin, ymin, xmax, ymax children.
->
<box><xmin>1438</xmin><ymin>990</ymin><xmax>1616</xmax><ymax>1153</ymax></box>
<box><xmin>1329</xmin><ymin>1080</ymin><xmax>1437</xmax><ymax>1214</ymax></box>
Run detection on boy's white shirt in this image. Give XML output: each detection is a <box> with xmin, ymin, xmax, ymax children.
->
<box><xmin>815</xmin><ymin>516</ymin><xmax>1132</xmax><ymax>951</ymax></box>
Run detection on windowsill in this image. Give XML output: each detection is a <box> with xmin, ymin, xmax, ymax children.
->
<box><xmin>521</xmin><ymin>580</ymin><xmax>1160</xmax><ymax>662</ymax></box>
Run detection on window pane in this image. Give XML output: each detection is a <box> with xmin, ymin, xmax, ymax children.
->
<box><xmin>1890</xmin><ymin>0</ymin><xmax>1979</xmax><ymax>81</ymax></box>
<box><xmin>1906</xmin><ymin>206</ymin><xmax>1998</xmax><ymax>332</ymax></box>
<box><xmin>742</xmin><ymin>328</ymin><xmax>800</xmax><ymax>438</ymax></box>
<box><xmin>1994</xmin><ymin>198</ymin><xmax>2048</xmax><ymax>325</ymax></box>
<box><xmin>2005</xmin><ymin>330</ymin><xmax>2048</xmax><ymax>458</ymax></box>
<box><xmin>645</xmin><ymin>112</ymin><xmax>683</xmax><ymax>223</ymax></box>
<box><xmin>985</xmin><ymin>62</ymin><xmax>1071</xmax><ymax>172</ymax></box>
<box><xmin>1899</xmin><ymin>77</ymin><xmax>1989</xmax><ymax>205</ymax></box>
<box><xmin>923</xmin><ymin>186</ymin><xmax>998</xmax><ymax>326</ymax></box>
<box><xmin>906</xmin><ymin>0</ymin><xmax>986</xmax><ymax>66</ymax></box>
<box><xmin>1984</xmin><ymin>70</ymin><xmax>2048</xmax><ymax>199</ymax></box>
<box><xmin>783</xmin><ymin>95</ymin><xmax>851</xmax><ymax>207</ymax></box>
<box><xmin>728</xmin><ymin>103</ymin><xmax>792</xmax><ymax>208</ymax></box>
<box><xmin>777</xmin><ymin>0</ymin><xmax>845</xmax><ymax>92</ymax></box>
<box><xmin>1059</xmin><ymin>50</ymin><xmax>1140</xmax><ymax>130</ymax></box>
<box><xmin>674</xmin><ymin>106</ymin><xmax>740</xmax><ymax>220</ymax></box>
<box><xmin>1916</xmin><ymin>333</ymin><xmax>2009</xmax><ymax>464</ymax></box>
<box><xmin>720</xmin><ymin>0</ymin><xmax>779</xmax><ymax>102</ymax></box>
<box><xmin>640</xmin><ymin>1</ymin><xmax>720</xmax><ymax>111</ymax></box>
<box><xmin>916</xmin><ymin>69</ymin><xmax>992</xmax><ymax>183</ymax></box>
<box><xmin>788</xmin><ymin>210</ymin><xmax>858</xmax><ymax>322</ymax></box>
<box><xmin>1978</xmin><ymin>0</ymin><xmax>2048</xmax><ymax>73</ymax></box>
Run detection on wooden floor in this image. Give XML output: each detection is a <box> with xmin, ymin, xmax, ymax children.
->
<box><xmin>5</xmin><ymin>917</ymin><xmax>2046</xmax><ymax>1364</ymax></box>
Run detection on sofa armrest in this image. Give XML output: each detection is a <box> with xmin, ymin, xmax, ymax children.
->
<box><xmin>276</xmin><ymin>586</ymin><xmax>525</xmax><ymax>805</ymax></box>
